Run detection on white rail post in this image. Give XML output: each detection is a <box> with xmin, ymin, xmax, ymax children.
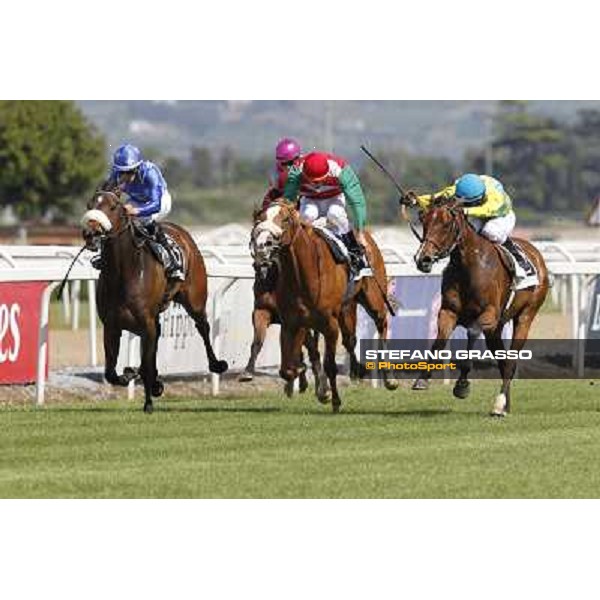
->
<box><xmin>570</xmin><ymin>274</ymin><xmax>580</xmax><ymax>375</ymax></box>
<box><xmin>577</xmin><ymin>275</ymin><xmax>591</xmax><ymax>378</ymax></box>
<box><xmin>62</xmin><ymin>281</ymin><xmax>71</xmax><ymax>324</ymax></box>
<box><xmin>127</xmin><ymin>332</ymin><xmax>137</xmax><ymax>401</ymax></box>
<box><xmin>71</xmin><ymin>280</ymin><xmax>81</xmax><ymax>330</ymax></box>
<box><xmin>36</xmin><ymin>282</ymin><xmax>59</xmax><ymax>406</ymax></box>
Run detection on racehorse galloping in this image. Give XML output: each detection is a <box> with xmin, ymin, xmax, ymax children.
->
<box><xmin>238</xmin><ymin>261</ymin><xmax>328</xmax><ymax>401</ymax></box>
<box><xmin>81</xmin><ymin>190</ymin><xmax>228</xmax><ymax>413</ymax></box>
<box><xmin>252</xmin><ymin>201</ymin><xmax>396</xmax><ymax>412</ymax></box>
<box><xmin>413</xmin><ymin>200</ymin><xmax>549</xmax><ymax>416</ymax></box>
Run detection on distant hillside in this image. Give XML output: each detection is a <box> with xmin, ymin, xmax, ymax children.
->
<box><xmin>78</xmin><ymin>100</ymin><xmax>600</xmax><ymax>165</ymax></box>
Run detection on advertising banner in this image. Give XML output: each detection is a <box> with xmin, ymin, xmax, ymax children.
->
<box><xmin>0</xmin><ymin>282</ymin><xmax>47</xmax><ymax>384</ymax></box>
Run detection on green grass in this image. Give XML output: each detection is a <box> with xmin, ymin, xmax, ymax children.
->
<box><xmin>1</xmin><ymin>380</ymin><xmax>600</xmax><ymax>498</ymax></box>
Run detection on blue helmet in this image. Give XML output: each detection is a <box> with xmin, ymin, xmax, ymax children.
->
<box><xmin>112</xmin><ymin>144</ymin><xmax>143</xmax><ymax>172</ymax></box>
<box><xmin>455</xmin><ymin>174</ymin><xmax>486</xmax><ymax>205</ymax></box>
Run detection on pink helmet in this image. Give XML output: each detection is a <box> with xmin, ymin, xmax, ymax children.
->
<box><xmin>275</xmin><ymin>138</ymin><xmax>301</xmax><ymax>163</ymax></box>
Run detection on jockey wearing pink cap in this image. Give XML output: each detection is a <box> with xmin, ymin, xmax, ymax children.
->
<box><xmin>262</xmin><ymin>137</ymin><xmax>303</xmax><ymax>208</ymax></box>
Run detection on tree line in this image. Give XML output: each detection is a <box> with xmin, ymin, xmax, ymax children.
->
<box><xmin>1</xmin><ymin>100</ymin><xmax>599</xmax><ymax>224</ymax></box>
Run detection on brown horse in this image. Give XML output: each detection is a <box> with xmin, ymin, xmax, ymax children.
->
<box><xmin>413</xmin><ymin>200</ymin><xmax>549</xmax><ymax>416</ymax></box>
<box><xmin>81</xmin><ymin>190</ymin><xmax>228</xmax><ymax>413</ymax></box>
<box><xmin>238</xmin><ymin>263</ymin><xmax>329</xmax><ymax>400</ymax></box>
<box><xmin>251</xmin><ymin>201</ymin><xmax>397</xmax><ymax>412</ymax></box>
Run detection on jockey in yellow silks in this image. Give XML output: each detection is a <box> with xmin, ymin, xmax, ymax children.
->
<box><xmin>405</xmin><ymin>173</ymin><xmax>537</xmax><ymax>287</ymax></box>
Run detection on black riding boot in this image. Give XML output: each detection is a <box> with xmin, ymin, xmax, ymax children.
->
<box><xmin>149</xmin><ymin>222</ymin><xmax>185</xmax><ymax>281</ymax></box>
<box><xmin>502</xmin><ymin>238</ymin><xmax>535</xmax><ymax>275</ymax></box>
<box><xmin>340</xmin><ymin>231</ymin><xmax>372</xmax><ymax>280</ymax></box>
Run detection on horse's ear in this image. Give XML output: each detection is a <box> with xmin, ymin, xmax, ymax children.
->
<box><xmin>252</xmin><ymin>202</ymin><xmax>263</xmax><ymax>223</ymax></box>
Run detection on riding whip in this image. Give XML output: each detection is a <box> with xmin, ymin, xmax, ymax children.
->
<box><xmin>360</xmin><ymin>144</ymin><xmax>423</xmax><ymax>242</ymax></box>
<box><xmin>56</xmin><ymin>245</ymin><xmax>87</xmax><ymax>301</ymax></box>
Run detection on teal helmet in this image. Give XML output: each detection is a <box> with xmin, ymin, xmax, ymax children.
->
<box><xmin>455</xmin><ymin>174</ymin><xmax>485</xmax><ymax>205</ymax></box>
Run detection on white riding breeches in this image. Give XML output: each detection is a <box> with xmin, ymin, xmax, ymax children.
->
<box><xmin>138</xmin><ymin>190</ymin><xmax>173</xmax><ymax>225</ymax></box>
<box><xmin>299</xmin><ymin>194</ymin><xmax>350</xmax><ymax>235</ymax></box>
<box><xmin>468</xmin><ymin>212</ymin><xmax>516</xmax><ymax>244</ymax></box>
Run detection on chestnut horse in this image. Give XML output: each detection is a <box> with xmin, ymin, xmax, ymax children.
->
<box><xmin>81</xmin><ymin>190</ymin><xmax>228</xmax><ymax>413</ymax></box>
<box><xmin>413</xmin><ymin>200</ymin><xmax>549</xmax><ymax>416</ymax></box>
<box><xmin>238</xmin><ymin>264</ymin><xmax>328</xmax><ymax>400</ymax></box>
<box><xmin>252</xmin><ymin>201</ymin><xmax>397</xmax><ymax>412</ymax></box>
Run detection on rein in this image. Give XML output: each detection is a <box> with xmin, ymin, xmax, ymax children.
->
<box><xmin>422</xmin><ymin>206</ymin><xmax>465</xmax><ymax>262</ymax></box>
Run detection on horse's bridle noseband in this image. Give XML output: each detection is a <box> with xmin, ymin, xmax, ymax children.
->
<box><xmin>86</xmin><ymin>190</ymin><xmax>132</xmax><ymax>241</ymax></box>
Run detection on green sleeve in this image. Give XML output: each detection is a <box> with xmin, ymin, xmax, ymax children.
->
<box><xmin>282</xmin><ymin>166</ymin><xmax>302</xmax><ymax>201</ymax></box>
<box><xmin>339</xmin><ymin>165</ymin><xmax>367</xmax><ymax>229</ymax></box>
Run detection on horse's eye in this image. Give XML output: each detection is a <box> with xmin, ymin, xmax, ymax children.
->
<box><xmin>110</xmin><ymin>205</ymin><xmax>117</xmax><ymax>212</ymax></box>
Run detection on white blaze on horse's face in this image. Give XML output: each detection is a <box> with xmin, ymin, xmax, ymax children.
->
<box><xmin>253</xmin><ymin>205</ymin><xmax>284</xmax><ymax>262</ymax></box>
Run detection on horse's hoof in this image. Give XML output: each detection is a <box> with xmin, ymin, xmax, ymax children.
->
<box><xmin>332</xmin><ymin>403</ymin><xmax>341</xmax><ymax>414</ymax></box>
<box><xmin>109</xmin><ymin>375</ymin><xmax>130</xmax><ymax>387</ymax></box>
<box><xmin>453</xmin><ymin>380</ymin><xmax>471</xmax><ymax>399</ymax></box>
<box><xmin>210</xmin><ymin>360</ymin><xmax>228</xmax><ymax>374</ymax></box>
<box><xmin>238</xmin><ymin>371</ymin><xmax>254</xmax><ymax>383</ymax></box>
<box><xmin>143</xmin><ymin>403</ymin><xmax>154</xmax><ymax>414</ymax></box>
<box><xmin>412</xmin><ymin>378</ymin><xmax>430</xmax><ymax>391</ymax></box>
<box><xmin>490</xmin><ymin>410</ymin><xmax>506</xmax><ymax>418</ymax></box>
<box><xmin>384</xmin><ymin>379</ymin><xmax>399</xmax><ymax>391</ymax></box>
<box><xmin>316</xmin><ymin>389</ymin><xmax>331</xmax><ymax>404</ymax></box>
<box><xmin>298</xmin><ymin>376</ymin><xmax>309</xmax><ymax>394</ymax></box>
<box><xmin>151</xmin><ymin>379</ymin><xmax>164</xmax><ymax>398</ymax></box>
<box><xmin>284</xmin><ymin>381</ymin><xmax>294</xmax><ymax>398</ymax></box>
<box><xmin>123</xmin><ymin>366</ymin><xmax>139</xmax><ymax>379</ymax></box>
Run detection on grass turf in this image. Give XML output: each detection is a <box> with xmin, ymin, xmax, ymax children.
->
<box><xmin>1</xmin><ymin>379</ymin><xmax>599</xmax><ymax>498</ymax></box>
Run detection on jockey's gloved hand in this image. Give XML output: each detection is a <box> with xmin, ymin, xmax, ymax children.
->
<box><xmin>355</xmin><ymin>230</ymin><xmax>368</xmax><ymax>248</ymax></box>
<box><xmin>400</xmin><ymin>191</ymin><xmax>418</xmax><ymax>207</ymax></box>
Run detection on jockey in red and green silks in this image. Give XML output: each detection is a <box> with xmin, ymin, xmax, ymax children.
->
<box><xmin>283</xmin><ymin>151</ymin><xmax>372</xmax><ymax>280</ymax></box>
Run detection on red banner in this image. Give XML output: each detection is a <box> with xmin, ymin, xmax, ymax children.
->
<box><xmin>0</xmin><ymin>282</ymin><xmax>48</xmax><ymax>384</ymax></box>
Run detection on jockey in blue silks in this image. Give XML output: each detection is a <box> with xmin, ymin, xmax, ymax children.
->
<box><xmin>103</xmin><ymin>144</ymin><xmax>184</xmax><ymax>281</ymax></box>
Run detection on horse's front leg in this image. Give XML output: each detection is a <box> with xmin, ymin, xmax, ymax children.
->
<box><xmin>103</xmin><ymin>324</ymin><xmax>137</xmax><ymax>386</ymax></box>
<box><xmin>279</xmin><ymin>323</ymin><xmax>306</xmax><ymax>398</ymax></box>
<box><xmin>490</xmin><ymin>310</ymin><xmax>535</xmax><ymax>416</ymax></box>
<box><xmin>304</xmin><ymin>330</ymin><xmax>330</xmax><ymax>403</ymax></box>
<box><xmin>239</xmin><ymin>307</ymin><xmax>272</xmax><ymax>382</ymax></box>
<box><xmin>484</xmin><ymin>325</ymin><xmax>509</xmax><ymax>417</ymax></box>
<box><xmin>412</xmin><ymin>308</ymin><xmax>457</xmax><ymax>391</ymax></box>
<box><xmin>140</xmin><ymin>317</ymin><xmax>159</xmax><ymax>414</ymax></box>
<box><xmin>339</xmin><ymin>302</ymin><xmax>364</xmax><ymax>380</ymax></box>
<box><xmin>322</xmin><ymin>316</ymin><xmax>342</xmax><ymax>413</ymax></box>
<box><xmin>151</xmin><ymin>316</ymin><xmax>164</xmax><ymax>398</ymax></box>
<box><xmin>453</xmin><ymin>327</ymin><xmax>479</xmax><ymax>399</ymax></box>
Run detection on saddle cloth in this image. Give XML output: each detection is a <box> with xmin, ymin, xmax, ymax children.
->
<box><xmin>498</xmin><ymin>241</ymin><xmax>539</xmax><ymax>291</ymax></box>
<box><xmin>147</xmin><ymin>232</ymin><xmax>185</xmax><ymax>274</ymax></box>
<box><xmin>312</xmin><ymin>222</ymin><xmax>350</xmax><ymax>264</ymax></box>
<box><xmin>311</xmin><ymin>221</ymin><xmax>356</xmax><ymax>301</ymax></box>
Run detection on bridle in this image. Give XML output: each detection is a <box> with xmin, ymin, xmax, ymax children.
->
<box><xmin>84</xmin><ymin>190</ymin><xmax>134</xmax><ymax>242</ymax></box>
<box><xmin>250</xmin><ymin>203</ymin><xmax>303</xmax><ymax>269</ymax></box>
<box><xmin>418</xmin><ymin>204</ymin><xmax>466</xmax><ymax>262</ymax></box>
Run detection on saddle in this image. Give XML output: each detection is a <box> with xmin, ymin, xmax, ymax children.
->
<box><xmin>311</xmin><ymin>223</ymin><xmax>356</xmax><ymax>301</ymax></box>
<box><xmin>496</xmin><ymin>238</ymin><xmax>539</xmax><ymax>291</ymax></box>
<box><xmin>312</xmin><ymin>224</ymin><xmax>350</xmax><ymax>264</ymax></box>
<box><xmin>133</xmin><ymin>222</ymin><xmax>185</xmax><ymax>275</ymax></box>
